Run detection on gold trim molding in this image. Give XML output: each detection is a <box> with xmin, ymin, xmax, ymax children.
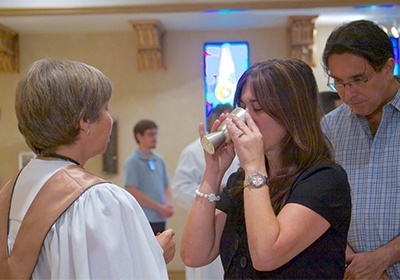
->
<box><xmin>287</xmin><ymin>15</ymin><xmax>318</xmax><ymax>67</ymax></box>
<box><xmin>130</xmin><ymin>20</ymin><xmax>165</xmax><ymax>71</ymax></box>
<box><xmin>0</xmin><ymin>24</ymin><xmax>19</xmax><ymax>73</ymax></box>
<box><xmin>0</xmin><ymin>1</ymin><xmax>397</xmax><ymax>17</ymax></box>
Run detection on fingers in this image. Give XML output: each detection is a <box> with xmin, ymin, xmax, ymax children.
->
<box><xmin>228</xmin><ymin>112</ymin><xmax>251</xmax><ymax>135</ymax></box>
<box><xmin>198</xmin><ymin>122</ymin><xmax>206</xmax><ymax>138</ymax></box>
<box><xmin>242</xmin><ymin>111</ymin><xmax>257</xmax><ymax>130</ymax></box>
<box><xmin>162</xmin><ymin>228</ymin><xmax>173</xmax><ymax>234</ymax></box>
<box><xmin>162</xmin><ymin>228</ymin><xmax>176</xmax><ymax>237</ymax></box>
<box><xmin>167</xmin><ymin>228</ymin><xmax>176</xmax><ymax>236</ymax></box>
<box><xmin>225</xmin><ymin>118</ymin><xmax>244</xmax><ymax>141</ymax></box>
<box><xmin>233</xmin><ymin>112</ymin><xmax>249</xmax><ymax>129</ymax></box>
<box><xmin>209</xmin><ymin>113</ymin><xmax>229</xmax><ymax>133</ymax></box>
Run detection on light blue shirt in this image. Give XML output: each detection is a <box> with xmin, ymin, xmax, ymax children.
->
<box><xmin>322</xmin><ymin>88</ymin><xmax>400</xmax><ymax>278</ymax></box>
<box><xmin>124</xmin><ymin>148</ymin><xmax>169</xmax><ymax>223</ymax></box>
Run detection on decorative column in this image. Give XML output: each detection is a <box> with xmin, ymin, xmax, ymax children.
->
<box><xmin>287</xmin><ymin>16</ymin><xmax>318</xmax><ymax>67</ymax></box>
<box><xmin>130</xmin><ymin>20</ymin><xmax>165</xmax><ymax>71</ymax></box>
<box><xmin>0</xmin><ymin>24</ymin><xmax>19</xmax><ymax>73</ymax></box>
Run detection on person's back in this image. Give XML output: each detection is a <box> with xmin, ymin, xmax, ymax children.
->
<box><xmin>321</xmin><ymin>20</ymin><xmax>400</xmax><ymax>278</ymax></box>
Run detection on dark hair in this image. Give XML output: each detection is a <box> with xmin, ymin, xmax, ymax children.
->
<box><xmin>133</xmin><ymin>120</ymin><xmax>158</xmax><ymax>143</ymax></box>
<box><xmin>206</xmin><ymin>103</ymin><xmax>233</xmax><ymax>132</ymax></box>
<box><xmin>233</xmin><ymin>58</ymin><xmax>332</xmax><ymax>213</ymax></box>
<box><xmin>319</xmin><ymin>91</ymin><xmax>341</xmax><ymax>115</ymax></box>
<box><xmin>322</xmin><ymin>20</ymin><xmax>394</xmax><ymax>74</ymax></box>
<box><xmin>15</xmin><ymin>58</ymin><xmax>112</xmax><ymax>156</ymax></box>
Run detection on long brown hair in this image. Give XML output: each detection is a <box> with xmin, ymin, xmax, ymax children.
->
<box><xmin>234</xmin><ymin>59</ymin><xmax>333</xmax><ymax>213</ymax></box>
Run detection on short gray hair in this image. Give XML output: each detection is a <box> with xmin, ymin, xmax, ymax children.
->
<box><xmin>15</xmin><ymin>58</ymin><xmax>112</xmax><ymax>156</ymax></box>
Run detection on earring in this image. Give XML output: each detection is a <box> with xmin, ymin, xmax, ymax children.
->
<box><xmin>86</xmin><ymin>129</ymin><xmax>91</xmax><ymax>136</ymax></box>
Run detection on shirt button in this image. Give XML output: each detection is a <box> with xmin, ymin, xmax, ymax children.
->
<box><xmin>234</xmin><ymin>238</ymin><xmax>240</xmax><ymax>250</ymax></box>
<box><xmin>240</xmin><ymin>256</ymin><xmax>247</xmax><ymax>268</ymax></box>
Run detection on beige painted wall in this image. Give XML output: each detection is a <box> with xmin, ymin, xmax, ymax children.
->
<box><xmin>0</xmin><ymin>25</ymin><xmax>334</xmax><ymax>270</ymax></box>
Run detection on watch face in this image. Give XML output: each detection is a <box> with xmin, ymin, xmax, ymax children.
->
<box><xmin>247</xmin><ymin>172</ymin><xmax>267</xmax><ymax>188</ymax></box>
<box><xmin>251</xmin><ymin>174</ymin><xmax>265</xmax><ymax>187</ymax></box>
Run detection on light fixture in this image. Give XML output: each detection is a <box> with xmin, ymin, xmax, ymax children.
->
<box><xmin>391</xmin><ymin>20</ymin><xmax>399</xmax><ymax>38</ymax></box>
<box><xmin>379</xmin><ymin>24</ymin><xmax>388</xmax><ymax>33</ymax></box>
<box><xmin>376</xmin><ymin>18</ymin><xmax>400</xmax><ymax>38</ymax></box>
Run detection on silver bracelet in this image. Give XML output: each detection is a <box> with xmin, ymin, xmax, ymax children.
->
<box><xmin>195</xmin><ymin>189</ymin><xmax>220</xmax><ymax>202</ymax></box>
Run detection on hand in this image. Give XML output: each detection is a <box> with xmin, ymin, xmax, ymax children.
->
<box><xmin>345</xmin><ymin>251</ymin><xmax>389</xmax><ymax>280</ymax></box>
<box><xmin>156</xmin><ymin>229</ymin><xmax>176</xmax><ymax>264</ymax></box>
<box><xmin>199</xmin><ymin>114</ymin><xmax>236</xmax><ymax>176</ymax></box>
<box><xmin>226</xmin><ymin>112</ymin><xmax>265</xmax><ymax>172</ymax></box>
<box><xmin>158</xmin><ymin>204</ymin><xmax>174</xmax><ymax>218</ymax></box>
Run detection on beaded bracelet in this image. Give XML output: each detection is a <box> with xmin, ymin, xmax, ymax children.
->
<box><xmin>195</xmin><ymin>189</ymin><xmax>220</xmax><ymax>202</ymax></box>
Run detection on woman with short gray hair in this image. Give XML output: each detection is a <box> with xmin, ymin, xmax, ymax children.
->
<box><xmin>1</xmin><ymin>58</ymin><xmax>175</xmax><ymax>279</ymax></box>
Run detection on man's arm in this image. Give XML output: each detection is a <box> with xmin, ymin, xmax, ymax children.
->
<box><xmin>163</xmin><ymin>186</ymin><xmax>174</xmax><ymax>218</ymax></box>
<box><xmin>125</xmin><ymin>186</ymin><xmax>174</xmax><ymax>219</ymax></box>
<box><xmin>125</xmin><ymin>185</ymin><xmax>163</xmax><ymax>212</ymax></box>
<box><xmin>164</xmin><ymin>186</ymin><xmax>172</xmax><ymax>205</ymax></box>
<box><xmin>345</xmin><ymin>236</ymin><xmax>400</xmax><ymax>279</ymax></box>
<box><xmin>381</xmin><ymin>235</ymin><xmax>400</xmax><ymax>269</ymax></box>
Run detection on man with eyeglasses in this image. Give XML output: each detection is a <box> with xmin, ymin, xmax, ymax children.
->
<box><xmin>321</xmin><ymin>20</ymin><xmax>400</xmax><ymax>279</ymax></box>
<box><xmin>124</xmin><ymin>119</ymin><xmax>174</xmax><ymax>235</ymax></box>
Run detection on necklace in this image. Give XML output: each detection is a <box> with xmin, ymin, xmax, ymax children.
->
<box><xmin>50</xmin><ymin>154</ymin><xmax>80</xmax><ymax>165</ymax></box>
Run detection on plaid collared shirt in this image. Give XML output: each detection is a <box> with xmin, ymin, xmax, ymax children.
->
<box><xmin>322</xmin><ymin>88</ymin><xmax>400</xmax><ymax>278</ymax></box>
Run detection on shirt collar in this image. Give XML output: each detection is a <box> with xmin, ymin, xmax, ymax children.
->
<box><xmin>387</xmin><ymin>86</ymin><xmax>400</xmax><ymax>112</ymax></box>
<box><xmin>134</xmin><ymin>148</ymin><xmax>155</xmax><ymax>161</ymax></box>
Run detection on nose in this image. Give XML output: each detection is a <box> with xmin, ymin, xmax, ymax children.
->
<box><xmin>340</xmin><ymin>86</ymin><xmax>357</xmax><ymax>102</ymax></box>
<box><xmin>109</xmin><ymin>113</ymin><xmax>114</xmax><ymax>126</ymax></box>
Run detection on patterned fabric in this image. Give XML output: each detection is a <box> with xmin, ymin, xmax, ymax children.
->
<box><xmin>322</xmin><ymin>88</ymin><xmax>400</xmax><ymax>278</ymax></box>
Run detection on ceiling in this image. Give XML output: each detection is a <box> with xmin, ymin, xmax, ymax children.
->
<box><xmin>0</xmin><ymin>2</ymin><xmax>399</xmax><ymax>34</ymax></box>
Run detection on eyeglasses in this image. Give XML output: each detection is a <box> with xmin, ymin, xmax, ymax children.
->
<box><xmin>327</xmin><ymin>65</ymin><xmax>380</xmax><ymax>92</ymax></box>
<box><xmin>144</xmin><ymin>131</ymin><xmax>158</xmax><ymax>138</ymax></box>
